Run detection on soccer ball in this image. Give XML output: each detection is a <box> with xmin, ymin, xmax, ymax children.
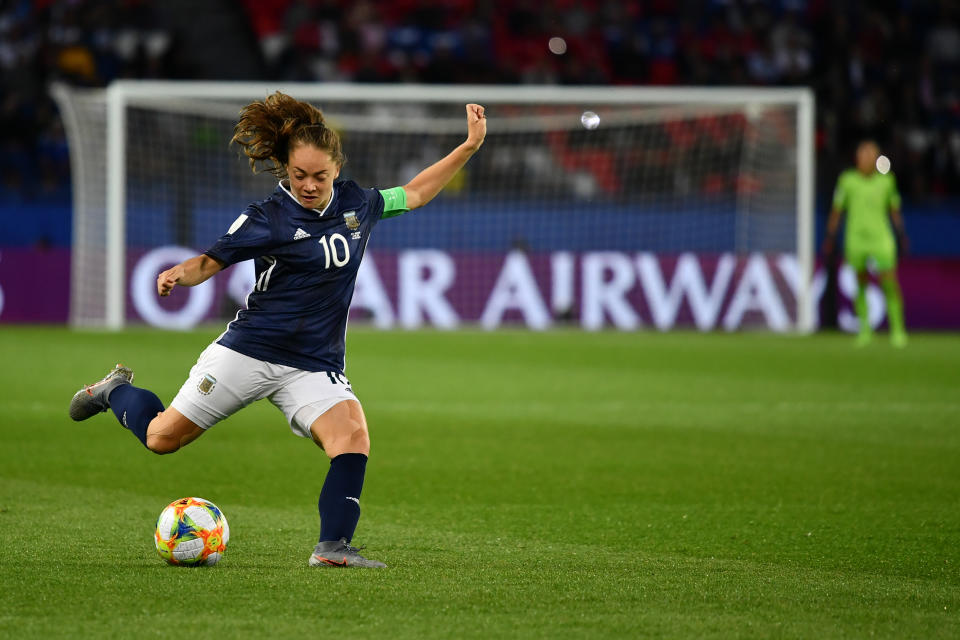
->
<box><xmin>154</xmin><ymin>497</ymin><xmax>229</xmax><ymax>566</ymax></box>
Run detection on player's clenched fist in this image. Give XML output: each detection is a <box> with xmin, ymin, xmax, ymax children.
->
<box><xmin>465</xmin><ymin>103</ymin><xmax>486</xmax><ymax>151</ymax></box>
<box><xmin>157</xmin><ymin>265</ymin><xmax>184</xmax><ymax>297</ymax></box>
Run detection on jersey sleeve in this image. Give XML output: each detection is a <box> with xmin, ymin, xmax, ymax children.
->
<box><xmin>379</xmin><ymin>186</ymin><xmax>410</xmax><ymax>219</ymax></box>
<box><xmin>832</xmin><ymin>172</ymin><xmax>849</xmax><ymax>211</ymax></box>
<box><xmin>888</xmin><ymin>174</ymin><xmax>902</xmax><ymax>210</ymax></box>
<box><xmin>204</xmin><ymin>207</ymin><xmax>275</xmax><ymax>267</ymax></box>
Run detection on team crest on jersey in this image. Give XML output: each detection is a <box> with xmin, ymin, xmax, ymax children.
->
<box><xmin>197</xmin><ymin>373</ymin><xmax>217</xmax><ymax>395</ymax></box>
<box><xmin>343</xmin><ymin>211</ymin><xmax>359</xmax><ymax>230</ymax></box>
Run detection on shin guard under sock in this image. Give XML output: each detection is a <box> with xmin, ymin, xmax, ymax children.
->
<box><xmin>318</xmin><ymin>453</ymin><xmax>368</xmax><ymax>543</ymax></box>
<box><xmin>108</xmin><ymin>384</ymin><xmax>164</xmax><ymax>449</ymax></box>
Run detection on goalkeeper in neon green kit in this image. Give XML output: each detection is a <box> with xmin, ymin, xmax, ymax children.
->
<box><xmin>824</xmin><ymin>140</ymin><xmax>908</xmax><ymax>347</ymax></box>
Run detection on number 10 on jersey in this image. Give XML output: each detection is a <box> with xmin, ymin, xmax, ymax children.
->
<box><xmin>319</xmin><ymin>233</ymin><xmax>350</xmax><ymax>269</ymax></box>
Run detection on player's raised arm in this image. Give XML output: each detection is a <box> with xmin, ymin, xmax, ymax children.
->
<box><xmin>402</xmin><ymin>104</ymin><xmax>486</xmax><ymax>210</ymax></box>
<box><xmin>157</xmin><ymin>254</ymin><xmax>224</xmax><ymax>297</ymax></box>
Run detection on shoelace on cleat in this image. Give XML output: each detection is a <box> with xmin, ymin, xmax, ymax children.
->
<box><xmin>86</xmin><ymin>368</ymin><xmax>124</xmax><ymax>389</ymax></box>
<box><xmin>341</xmin><ymin>542</ymin><xmax>365</xmax><ymax>555</ymax></box>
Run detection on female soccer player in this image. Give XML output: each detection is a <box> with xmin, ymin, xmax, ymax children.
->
<box><xmin>69</xmin><ymin>92</ymin><xmax>486</xmax><ymax>567</ymax></box>
<box><xmin>823</xmin><ymin>140</ymin><xmax>908</xmax><ymax>347</ymax></box>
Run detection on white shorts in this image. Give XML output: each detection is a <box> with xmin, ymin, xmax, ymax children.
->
<box><xmin>170</xmin><ymin>343</ymin><xmax>359</xmax><ymax>438</ymax></box>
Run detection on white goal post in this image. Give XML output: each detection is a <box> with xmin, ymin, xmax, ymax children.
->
<box><xmin>53</xmin><ymin>81</ymin><xmax>815</xmax><ymax>332</ymax></box>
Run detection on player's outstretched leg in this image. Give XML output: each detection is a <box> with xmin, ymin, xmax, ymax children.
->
<box><xmin>879</xmin><ymin>270</ymin><xmax>907</xmax><ymax>348</ymax></box>
<box><xmin>69</xmin><ymin>363</ymin><xmax>165</xmax><ymax>449</ymax></box>
<box><xmin>853</xmin><ymin>271</ymin><xmax>872</xmax><ymax>347</ymax></box>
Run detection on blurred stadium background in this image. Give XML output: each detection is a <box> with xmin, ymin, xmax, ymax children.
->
<box><xmin>1</xmin><ymin>0</ymin><xmax>959</xmax><ymax>330</ymax></box>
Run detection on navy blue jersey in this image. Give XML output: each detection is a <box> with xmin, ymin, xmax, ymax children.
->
<box><xmin>204</xmin><ymin>178</ymin><xmax>394</xmax><ymax>373</ymax></box>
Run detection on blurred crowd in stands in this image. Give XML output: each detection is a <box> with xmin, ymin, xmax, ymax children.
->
<box><xmin>3</xmin><ymin>0</ymin><xmax>960</xmax><ymax>206</ymax></box>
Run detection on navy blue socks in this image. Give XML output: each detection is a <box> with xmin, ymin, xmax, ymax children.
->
<box><xmin>108</xmin><ymin>384</ymin><xmax>164</xmax><ymax>449</ymax></box>
<box><xmin>318</xmin><ymin>453</ymin><xmax>368</xmax><ymax>542</ymax></box>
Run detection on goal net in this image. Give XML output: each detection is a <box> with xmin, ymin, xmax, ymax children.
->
<box><xmin>52</xmin><ymin>82</ymin><xmax>814</xmax><ymax>332</ymax></box>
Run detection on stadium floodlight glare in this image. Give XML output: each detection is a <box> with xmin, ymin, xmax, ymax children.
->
<box><xmin>52</xmin><ymin>81</ymin><xmax>815</xmax><ymax>332</ymax></box>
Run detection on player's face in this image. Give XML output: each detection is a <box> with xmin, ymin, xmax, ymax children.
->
<box><xmin>856</xmin><ymin>143</ymin><xmax>879</xmax><ymax>174</ymax></box>
<box><xmin>286</xmin><ymin>144</ymin><xmax>341</xmax><ymax>209</ymax></box>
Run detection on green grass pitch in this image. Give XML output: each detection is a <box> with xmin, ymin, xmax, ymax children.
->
<box><xmin>1</xmin><ymin>327</ymin><xmax>958</xmax><ymax>638</ymax></box>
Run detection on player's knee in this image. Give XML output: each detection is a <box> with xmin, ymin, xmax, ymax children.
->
<box><xmin>349</xmin><ymin>423</ymin><xmax>371</xmax><ymax>453</ymax></box>
<box><xmin>325</xmin><ymin>420</ymin><xmax>369</xmax><ymax>456</ymax></box>
<box><xmin>336</xmin><ymin>419</ymin><xmax>369</xmax><ymax>453</ymax></box>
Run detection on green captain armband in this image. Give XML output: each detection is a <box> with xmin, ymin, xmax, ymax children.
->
<box><xmin>379</xmin><ymin>186</ymin><xmax>410</xmax><ymax>219</ymax></box>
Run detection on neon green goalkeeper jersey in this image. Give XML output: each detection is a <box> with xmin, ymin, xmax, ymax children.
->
<box><xmin>832</xmin><ymin>169</ymin><xmax>901</xmax><ymax>244</ymax></box>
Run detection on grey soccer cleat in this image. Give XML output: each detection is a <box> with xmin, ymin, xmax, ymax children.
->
<box><xmin>69</xmin><ymin>364</ymin><xmax>134</xmax><ymax>421</ymax></box>
<box><xmin>309</xmin><ymin>538</ymin><xmax>387</xmax><ymax>568</ymax></box>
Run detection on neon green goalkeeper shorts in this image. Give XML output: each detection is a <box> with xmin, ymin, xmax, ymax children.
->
<box><xmin>845</xmin><ymin>236</ymin><xmax>897</xmax><ymax>272</ymax></box>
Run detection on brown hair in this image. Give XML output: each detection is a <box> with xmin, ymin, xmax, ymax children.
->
<box><xmin>231</xmin><ymin>91</ymin><xmax>345</xmax><ymax>178</ymax></box>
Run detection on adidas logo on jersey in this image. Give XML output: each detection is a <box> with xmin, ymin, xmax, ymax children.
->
<box><xmin>294</xmin><ymin>228</ymin><xmax>311</xmax><ymax>240</ymax></box>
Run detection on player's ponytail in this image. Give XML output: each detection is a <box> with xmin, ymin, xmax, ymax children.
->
<box><xmin>231</xmin><ymin>91</ymin><xmax>345</xmax><ymax>178</ymax></box>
